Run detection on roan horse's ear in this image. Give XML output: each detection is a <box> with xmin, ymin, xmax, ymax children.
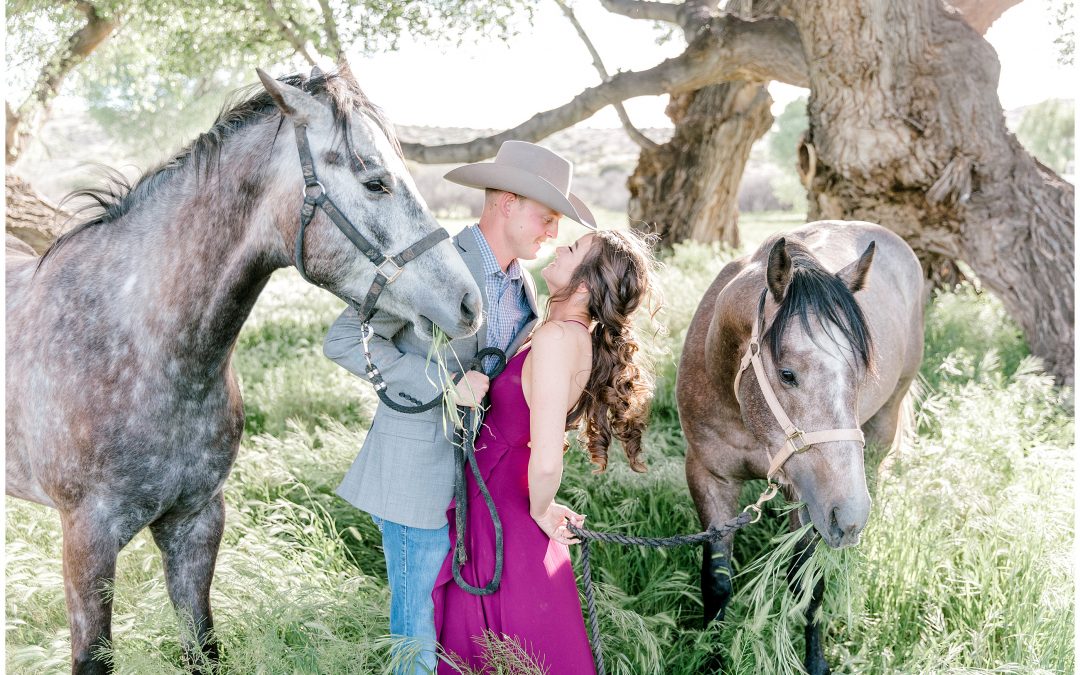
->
<box><xmin>766</xmin><ymin>237</ymin><xmax>792</xmax><ymax>303</ymax></box>
<box><xmin>835</xmin><ymin>241</ymin><xmax>876</xmax><ymax>293</ymax></box>
<box><xmin>256</xmin><ymin>68</ymin><xmax>324</xmax><ymax>122</ymax></box>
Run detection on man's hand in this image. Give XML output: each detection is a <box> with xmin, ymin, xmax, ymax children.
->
<box><xmin>451</xmin><ymin>371</ymin><xmax>490</xmax><ymax>407</ymax></box>
<box><xmin>532</xmin><ymin>502</ymin><xmax>586</xmax><ymax>545</ymax></box>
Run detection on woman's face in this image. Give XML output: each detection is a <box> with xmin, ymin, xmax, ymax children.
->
<box><xmin>541</xmin><ymin>233</ymin><xmax>596</xmax><ymax>294</ymax></box>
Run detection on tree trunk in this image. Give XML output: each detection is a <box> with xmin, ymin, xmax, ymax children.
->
<box><xmin>5</xmin><ymin>174</ymin><xmax>71</xmax><ymax>254</ymax></box>
<box><xmin>793</xmin><ymin>0</ymin><xmax>1075</xmax><ymax>384</ymax></box>
<box><xmin>629</xmin><ymin>81</ymin><xmax>773</xmax><ymax>248</ymax></box>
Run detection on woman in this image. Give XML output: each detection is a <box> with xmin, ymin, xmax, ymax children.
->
<box><xmin>432</xmin><ymin>229</ymin><xmax>658</xmax><ymax>674</ymax></box>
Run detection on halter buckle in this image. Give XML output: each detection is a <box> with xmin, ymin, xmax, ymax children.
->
<box><xmin>302</xmin><ymin>181</ymin><xmax>326</xmax><ymax>199</ymax></box>
<box><xmin>360</xmin><ymin>322</ymin><xmax>375</xmax><ymax>359</ymax></box>
<box><xmin>786</xmin><ymin>429</ymin><xmax>809</xmax><ymax>452</ymax></box>
<box><xmin>376</xmin><ymin>258</ymin><xmax>403</xmax><ymax>284</ymax></box>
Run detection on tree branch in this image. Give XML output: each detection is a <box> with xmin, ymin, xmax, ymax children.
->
<box><xmin>8</xmin><ymin>0</ymin><xmax>120</xmax><ymax>164</ymax></box>
<box><xmin>945</xmin><ymin>0</ymin><xmax>1024</xmax><ymax>34</ymax></box>
<box><xmin>403</xmin><ymin>14</ymin><xmax>807</xmax><ymax>164</ymax></box>
<box><xmin>599</xmin><ymin>0</ymin><xmax>682</xmax><ymax>24</ymax></box>
<box><xmin>316</xmin><ymin>0</ymin><xmax>344</xmax><ymax>62</ymax></box>
<box><xmin>554</xmin><ymin>0</ymin><xmax>660</xmax><ymax>150</ymax></box>
<box><xmin>262</xmin><ymin>0</ymin><xmax>319</xmax><ymax>66</ymax></box>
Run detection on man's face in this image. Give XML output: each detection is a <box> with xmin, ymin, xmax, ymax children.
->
<box><xmin>505</xmin><ymin>196</ymin><xmax>561</xmax><ymax>260</ymax></box>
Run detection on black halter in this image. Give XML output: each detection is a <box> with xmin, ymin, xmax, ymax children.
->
<box><xmin>290</xmin><ymin>121</ymin><xmax>448</xmax><ymax>323</ymax></box>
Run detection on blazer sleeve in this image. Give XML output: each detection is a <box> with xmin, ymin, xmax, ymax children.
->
<box><xmin>323</xmin><ymin>305</ymin><xmax>457</xmax><ymax>405</ymax></box>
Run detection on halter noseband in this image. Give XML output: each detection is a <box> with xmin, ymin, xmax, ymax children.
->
<box><xmin>733</xmin><ymin>289</ymin><xmax>865</xmax><ymax>483</ymax></box>
<box><xmin>291</xmin><ymin>121</ymin><xmax>448</xmax><ymax>323</ymax></box>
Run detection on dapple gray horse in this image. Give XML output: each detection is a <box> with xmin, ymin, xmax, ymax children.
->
<box><xmin>6</xmin><ymin>68</ymin><xmax>481</xmax><ymax>673</ymax></box>
<box><xmin>678</xmin><ymin>221</ymin><xmax>924</xmax><ymax>674</ymax></box>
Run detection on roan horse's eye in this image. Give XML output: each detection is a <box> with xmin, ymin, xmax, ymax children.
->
<box><xmin>363</xmin><ymin>178</ymin><xmax>389</xmax><ymax>194</ymax></box>
<box><xmin>778</xmin><ymin>369</ymin><xmax>798</xmax><ymax>386</ymax></box>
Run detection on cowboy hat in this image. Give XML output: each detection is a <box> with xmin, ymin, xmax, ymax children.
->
<box><xmin>444</xmin><ymin>141</ymin><xmax>596</xmax><ymax>229</ymax></box>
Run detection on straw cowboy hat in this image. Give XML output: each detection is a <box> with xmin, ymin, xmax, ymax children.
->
<box><xmin>444</xmin><ymin>141</ymin><xmax>597</xmax><ymax>229</ymax></box>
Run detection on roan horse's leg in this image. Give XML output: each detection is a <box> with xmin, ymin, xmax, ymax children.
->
<box><xmin>59</xmin><ymin>510</ymin><xmax>128</xmax><ymax>674</ymax></box>
<box><xmin>149</xmin><ymin>492</ymin><xmax>226</xmax><ymax>673</ymax></box>
<box><xmin>786</xmin><ymin>522</ymin><xmax>830</xmax><ymax>675</ymax></box>
<box><xmin>686</xmin><ymin>451</ymin><xmax>743</xmax><ymax>628</ymax></box>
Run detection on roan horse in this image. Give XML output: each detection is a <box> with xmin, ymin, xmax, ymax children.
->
<box><xmin>678</xmin><ymin>221</ymin><xmax>924</xmax><ymax>673</ymax></box>
<box><xmin>6</xmin><ymin>68</ymin><xmax>482</xmax><ymax>673</ymax></box>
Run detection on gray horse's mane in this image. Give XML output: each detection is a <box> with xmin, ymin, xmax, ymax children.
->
<box><xmin>41</xmin><ymin>69</ymin><xmax>397</xmax><ymax>266</ymax></box>
<box><xmin>763</xmin><ymin>242</ymin><xmax>874</xmax><ymax>373</ymax></box>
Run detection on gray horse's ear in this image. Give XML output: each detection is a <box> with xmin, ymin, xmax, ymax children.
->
<box><xmin>337</xmin><ymin>60</ymin><xmax>359</xmax><ymax>86</ymax></box>
<box><xmin>256</xmin><ymin>68</ymin><xmax>323</xmax><ymax>121</ymax></box>
<box><xmin>766</xmin><ymin>237</ymin><xmax>792</xmax><ymax>303</ymax></box>
<box><xmin>836</xmin><ymin>241</ymin><xmax>876</xmax><ymax>293</ymax></box>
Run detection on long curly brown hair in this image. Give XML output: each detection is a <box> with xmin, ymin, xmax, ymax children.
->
<box><xmin>548</xmin><ymin>229</ymin><xmax>660</xmax><ymax>473</ymax></box>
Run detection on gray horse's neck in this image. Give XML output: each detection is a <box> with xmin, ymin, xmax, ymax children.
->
<box><xmin>41</xmin><ymin>122</ymin><xmax>292</xmax><ymax>381</ymax></box>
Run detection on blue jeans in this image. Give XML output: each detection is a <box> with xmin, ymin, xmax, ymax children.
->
<box><xmin>371</xmin><ymin>515</ymin><xmax>450</xmax><ymax>675</ymax></box>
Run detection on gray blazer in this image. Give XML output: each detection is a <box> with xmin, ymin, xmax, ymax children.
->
<box><xmin>324</xmin><ymin>227</ymin><xmax>539</xmax><ymax>528</ymax></box>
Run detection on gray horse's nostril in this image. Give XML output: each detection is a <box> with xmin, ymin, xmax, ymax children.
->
<box><xmin>461</xmin><ymin>292</ymin><xmax>481</xmax><ymax>325</ymax></box>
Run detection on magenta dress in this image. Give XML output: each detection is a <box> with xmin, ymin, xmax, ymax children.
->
<box><xmin>433</xmin><ymin>347</ymin><xmax>596</xmax><ymax>675</ymax></box>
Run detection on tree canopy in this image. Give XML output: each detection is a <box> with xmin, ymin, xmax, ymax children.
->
<box><xmin>5</xmin><ymin>0</ymin><xmax>531</xmax><ymax>162</ymax></box>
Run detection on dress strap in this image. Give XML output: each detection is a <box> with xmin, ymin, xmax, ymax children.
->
<box><xmin>564</xmin><ymin>319</ymin><xmax>590</xmax><ymax>330</ymax></box>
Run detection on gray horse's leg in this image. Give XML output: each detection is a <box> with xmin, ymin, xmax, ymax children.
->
<box><xmin>150</xmin><ymin>492</ymin><xmax>225</xmax><ymax>673</ymax></box>
<box><xmin>686</xmin><ymin>450</ymin><xmax>742</xmax><ymax>628</ymax></box>
<box><xmin>787</xmin><ymin>516</ymin><xmax>830</xmax><ymax>675</ymax></box>
<box><xmin>60</xmin><ymin>510</ymin><xmax>121</xmax><ymax>675</ymax></box>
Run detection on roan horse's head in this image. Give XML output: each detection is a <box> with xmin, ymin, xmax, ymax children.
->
<box><xmin>737</xmin><ymin>237</ymin><xmax>877</xmax><ymax>548</ymax></box>
<box><xmin>257</xmin><ymin>68</ymin><xmax>481</xmax><ymax>338</ymax></box>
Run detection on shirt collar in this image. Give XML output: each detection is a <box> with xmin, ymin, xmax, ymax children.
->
<box><xmin>471</xmin><ymin>224</ymin><xmax>520</xmax><ymax>280</ymax></box>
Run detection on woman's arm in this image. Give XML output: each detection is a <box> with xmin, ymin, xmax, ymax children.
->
<box><xmin>527</xmin><ymin>323</ymin><xmax>587</xmax><ymax>542</ymax></box>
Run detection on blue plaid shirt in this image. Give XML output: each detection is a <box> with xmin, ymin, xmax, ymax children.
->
<box><xmin>471</xmin><ymin>225</ymin><xmax>532</xmax><ymax>368</ymax></box>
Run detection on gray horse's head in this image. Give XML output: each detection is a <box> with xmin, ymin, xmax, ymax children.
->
<box><xmin>738</xmin><ymin>237</ymin><xmax>877</xmax><ymax>548</ymax></box>
<box><xmin>257</xmin><ymin>68</ymin><xmax>481</xmax><ymax>338</ymax></box>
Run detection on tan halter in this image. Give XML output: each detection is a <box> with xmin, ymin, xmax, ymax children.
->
<box><xmin>734</xmin><ymin>290</ymin><xmax>865</xmax><ymax>482</ymax></box>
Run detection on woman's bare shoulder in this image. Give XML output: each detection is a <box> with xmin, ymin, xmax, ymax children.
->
<box><xmin>530</xmin><ymin>320</ymin><xmax>590</xmax><ymax>355</ymax></box>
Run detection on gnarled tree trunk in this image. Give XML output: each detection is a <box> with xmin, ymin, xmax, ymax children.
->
<box><xmin>793</xmin><ymin>0</ymin><xmax>1074</xmax><ymax>384</ymax></box>
<box><xmin>629</xmin><ymin>81</ymin><xmax>773</xmax><ymax>247</ymax></box>
<box><xmin>5</xmin><ymin>174</ymin><xmax>70</xmax><ymax>254</ymax></box>
<box><xmin>626</xmin><ymin>0</ymin><xmax>782</xmax><ymax>248</ymax></box>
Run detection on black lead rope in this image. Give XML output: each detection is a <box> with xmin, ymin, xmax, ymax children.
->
<box><xmin>566</xmin><ymin>511</ymin><xmax>759</xmax><ymax>675</ymax></box>
<box><xmin>451</xmin><ymin>348</ymin><xmax>507</xmax><ymax>596</ymax></box>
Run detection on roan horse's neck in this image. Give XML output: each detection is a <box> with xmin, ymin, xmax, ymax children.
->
<box><xmin>46</xmin><ymin>124</ymin><xmax>294</xmax><ymax>379</ymax></box>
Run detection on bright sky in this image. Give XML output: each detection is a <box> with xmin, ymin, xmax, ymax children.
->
<box><xmin>348</xmin><ymin>0</ymin><xmax>1073</xmax><ymax>129</ymax></box>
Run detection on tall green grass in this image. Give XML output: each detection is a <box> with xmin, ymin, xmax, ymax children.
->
<box><xmin>6</xmin><ymin>237</ymin><xmax>1073</xmax><ymax>674</ymax></box>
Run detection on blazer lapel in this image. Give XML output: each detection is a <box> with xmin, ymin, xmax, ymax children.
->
<box><xmin>455</xmin><ymin>226</ymin><xmax>488</xmax><ymax>352</ymax></box>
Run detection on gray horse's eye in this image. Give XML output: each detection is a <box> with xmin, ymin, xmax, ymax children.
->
<box><xmin>363</xmin><ymin>178</ymin><xmax>390</xmax><ymax>194</ymax></box>
<box><xmin>779</xmin><ymin>369</ymin><xmax>798</xmax><ymax>386</ymax></box>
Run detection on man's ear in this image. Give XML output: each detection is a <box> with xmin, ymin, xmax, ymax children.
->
<box><xmin>256</xmin><ymin>68</ymin><xmax>325</xmax><ymax>123</ymax></box>
<box><xmin>497</xmin><ymin>191</ymin><xmax>518</xmax><ymax>218</ymax></box>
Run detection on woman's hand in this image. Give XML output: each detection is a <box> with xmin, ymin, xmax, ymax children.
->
<box><xmin>532</xmin><ymin>502</ymin><xmax>586</xmax><ymax>545</ymax></box>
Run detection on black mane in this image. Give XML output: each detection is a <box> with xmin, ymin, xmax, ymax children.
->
<box><xmin>762</xmin><ymin>244</ymin><xmax>874</xmax><ymax>372</ymax></box>
<box><xmin>40</xmin><ymin>69</ymin><xmax>396</xmax><ymax>265</ymax></box>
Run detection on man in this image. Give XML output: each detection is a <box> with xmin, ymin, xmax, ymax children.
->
<box><xmin>323</xmin><ymin>140</ymin><xmax>596</xmax><ymax>673</ymax></box>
